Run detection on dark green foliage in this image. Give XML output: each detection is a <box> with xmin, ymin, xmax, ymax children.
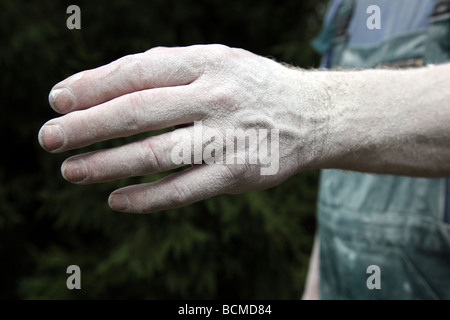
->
<box><xmin>1</xmin><ymin>0</ymin><xmax>326</xmax><ymax>299</ymax></box>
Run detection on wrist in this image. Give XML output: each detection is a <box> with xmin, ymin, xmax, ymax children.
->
<box><xmin>309</xmin><ymin>69</ymin><xmax>374</xmax><ymax>173</ymax></box>
<box><xmin>285</xmin><ymin>67</ymin><xmax>337</xmax><ymax>173</ymax></box>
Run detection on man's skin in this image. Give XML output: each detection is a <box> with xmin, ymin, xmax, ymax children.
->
<box><xmin>38</xmin><ymin>44</ymin><xmax>450</xmax><ymax>214</ymax></box>
<box><xmin>38</xmin><ymin>44</ymin><xmax>450</xmax><ymax>299</ymax></box>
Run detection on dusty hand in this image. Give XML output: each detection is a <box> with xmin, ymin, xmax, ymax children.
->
<box><xmin>38</xmin><ymin>44</ymin><xmax>328</xmax><ymax>213</ymax></box>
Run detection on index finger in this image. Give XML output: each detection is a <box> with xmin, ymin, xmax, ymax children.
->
<box><xmin>49</xmin><ymin>46</ymin><xmax>205</xmax><ymax>114</ymax></box>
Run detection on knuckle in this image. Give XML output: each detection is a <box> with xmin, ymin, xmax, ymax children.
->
<box><xmin>198</xmin><ymin>44</ymin><xmax>232</xmax><ymax>70</ymax></box>
<box><xmin>126</xmin><ymin>55</ymin><xmax>148</xmax><ymax>90</ymax></box>
<box><xmin>115</xmin><ymin>53</ymin><xmax>148</xmax><ymax>90</ymax></box>
<box><xmin>199</xmin><ymin>81</ymin><xmax>240</xmax><ymax>114</ymax></box>
<box><xmin>140</xmin><ymin>138</ymin><xmax>165</xmax><ymax>173</ymax></box>
<box><xmin>224</xmin><ymin>163</ymin><xmax>254</xmax><ymax>182</ymax></box>
<box><xmin>124</xmin><ymin>93</ymin><xmax>146</xmax><ymax>131</ymax></box>
<box><xmin>128</xmin><ymin>90</ymin><xmax>146</xmax><ymax>106</ymax></box>
<box><xmin>211</xmin><ymin>84</ymin><xmax>236</xmax><ymax>105</ymax></box>
<box><xmin>195</xmin><ymin>43</ymin><xmax>231</xmax><ymax>57</ymax></box>
<box><xmin>170</xmin><ymin>181</ymin><xmax>190</xmax><ymax>207</ymax></box>
<box><xmin>120</xmin><ymin>53</ymin><xmax>143</xmax><ymax>72</ymax></box>
<box><xmin>145</xmin><ymin>46</ymin><xmax>167</xmax><ymax>53</ymax></box>
<box><xmin>208</xmin><ymin>44</ymin><xmax>231</xmax><ymax>55</ymax></box>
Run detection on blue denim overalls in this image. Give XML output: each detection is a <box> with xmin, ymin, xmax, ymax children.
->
<box><xmin>313</xmin><ymin>0</ymin><xmax>450</xmax><ymax>299</ymax></box>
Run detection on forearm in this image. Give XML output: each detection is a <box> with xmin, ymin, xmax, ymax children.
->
<box><xmin>302</xmin><ymin>63</ymin><xmax>450</xmax><ymax>177</ymax></box>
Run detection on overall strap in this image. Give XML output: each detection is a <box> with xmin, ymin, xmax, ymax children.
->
<box><xmin>311</xmin><ymin>0</ymin><xmax>355</xmax><ymax>56</ymax></box>
<box><xmin>425</xmin><ymin>0</ymin><xmax>450</xmax><ymax>64</ymax></box>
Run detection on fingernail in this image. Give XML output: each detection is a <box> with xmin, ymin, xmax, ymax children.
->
<box><xmin>38</xmin><ymin>124</ymin><xmax>66</xmax><ymax>152</ymax></box>
<box><xmin>49</xmin><ymin>88</ymin><xmax>75</xmax><ymax>113</ymax></box>
<box><xmin>62</xmin><ymin>160</ymin><xmax>87</xmax><ymax>183</ymax></box>
<box><xmin>109</xmin><ymin>193</ymin><xmax>130</xmax><ymax>212</ymax></box>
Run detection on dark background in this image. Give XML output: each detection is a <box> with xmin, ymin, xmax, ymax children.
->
<box><xmin>0</xmin><ymin>0</ymin><xmax>327</xmax><ymax>299</ymax></box>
